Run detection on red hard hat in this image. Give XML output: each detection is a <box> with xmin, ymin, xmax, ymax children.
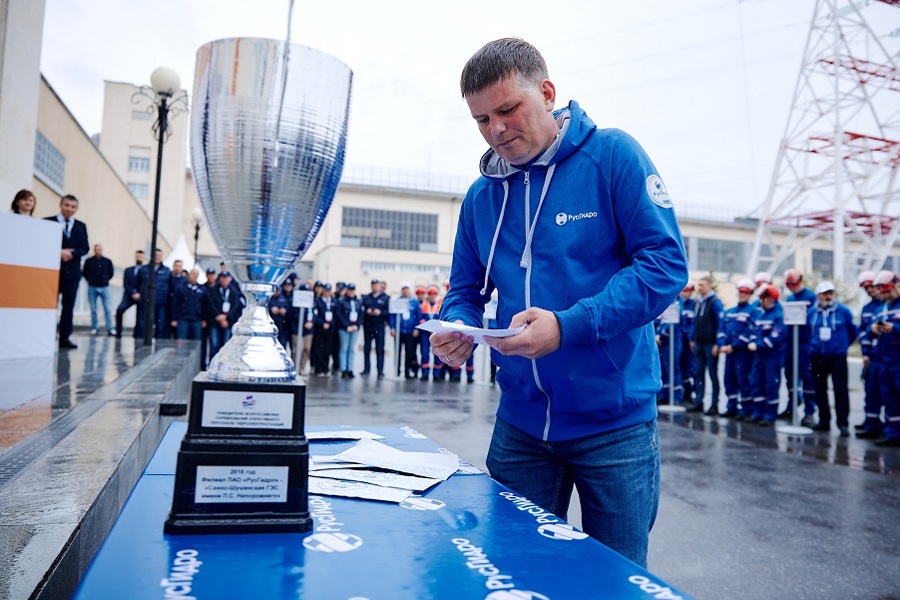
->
<box><xmin>760</xmin><ymin>284</ymin><xmax>780</xmax><ymax>302</ymax></box>
<box><xmin>427</xmin><ymin>286</ymin><xmax>439</xmax><ymax>295</ymax></box>
<box><xmin>784</xmin><ymin>269</ymin><xmax>802</xmax><ymax>286</ymax></box>
<box><xmin>415</xmin><ymin>286</ymin><xmax>426</xmax><ymax>294</ymax></box>
<box><xmin>873</xmin><ymin>270</ymin><xmax>898</xmax><ymax>293</ymax></box>
<box><xmin>858</xmin><ymin>270</ymin><xmax>876</xmax><ymax>288</ymax></box>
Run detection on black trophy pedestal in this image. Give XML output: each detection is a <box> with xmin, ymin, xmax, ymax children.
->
<box><xmin>164</xmin><ymin>373</ymin><xmax>311</xmax><ymax>534</ymax></box>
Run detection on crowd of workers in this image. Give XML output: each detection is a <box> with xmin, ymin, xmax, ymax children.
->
<box><xmin>656</xmin><ymin>269</ymin><xmax>900</xmax><ymax>447</ymax></box>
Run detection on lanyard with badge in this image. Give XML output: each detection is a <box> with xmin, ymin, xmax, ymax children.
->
<box><xmin>349</xmin><ymin>299</ymin><xmax>358</xmax><ymax>323</ymax></box>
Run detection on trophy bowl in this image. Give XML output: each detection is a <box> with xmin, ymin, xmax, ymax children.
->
<box><xmin>192</xmin><ymin>37</ymin><xmax>352</xmax><ymax>382</ymax></box>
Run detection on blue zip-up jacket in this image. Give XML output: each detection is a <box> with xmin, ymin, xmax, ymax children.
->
<box><xmin>807</xmin><ymin>301</ymin><xmax>857</xmax><ymax>355</ymax></box>
<box><xmin>750</xmin><ymin>303</ymin><xmax>786</xmax><ymax>353</ymax></box>
<box><xmin>680</xmin><ymin>296</ymin><xmax>695</xmax><ymax>342</ymax></box>
<box><xmin>787</xmin><ymin>287</ymin><xmax>817</xmax><ymax>343</ymax></box>
<box><xmin>859</xmin><ymin>298</ymin><xmax>883</xmax><ymax>358</ymax></box>
<box><xmin>717</xmin><ymin>301</ymin><xmax>755</xmax><ymax>349</ymax></box>
<box><xmin>171</xmin><ymin>282</ymin><xmax>210</xmax><ymax>322</ymax></box>
<box><xmin>873</xmin><ymin>296</ymin><xmax>900</xmax><ymax>361</ymax></box>
<box><xmin>336</xmin><ymin>295</ymin><xmax>363</xmax><ymax>330</ymax></box>
<box><xmin>440</xmin><ymin>101</ymin><xmax>688</xmax><ymax>442</ymax></box>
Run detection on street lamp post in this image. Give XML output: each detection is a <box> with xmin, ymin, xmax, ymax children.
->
<box><xmin>134</xmin><ymin>67</ymin><xmax>187</xmax><ymax>347</ymax></box>
<box><xmin>192</xmin><ymin>207</ymin><xmax>203</xmax><ymax>267</ymax></box>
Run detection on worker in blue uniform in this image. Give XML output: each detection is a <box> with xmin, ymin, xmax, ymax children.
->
<box><xmin>747</xmin><ymin>284</ymin><xmax>785</xmax><ymax>425</ymax></box>
<box><xmin>781</xmin><ymin>268</ymin><xmax>817</xmax><ymax>425</ymax></box>
<box><xmin>717</xmin><ymin>279</ymin><xmax>756</xmax><ymax>418</ymax></box>
<box><xmin>389</xmin><ymin>282</ymin><xmax>423</xmax><ymax>380</ymax></box>
<box><xmin>268</xmin><ymin>279</ymin><xmax>295</xmax><ymax>352</ymax></box>
<box><xmin>856</xmin><ymin>271</ymin><xmax>885</xmax><ymax>438</ymax></box>
<box><xmin>870</xmin><ymin>271</ymin><xmax>900</xmax><ymax>447</ymax></box>
<box><xmin>807</xmin><ymin>281</ymin><xmax>858</xmax><ymax>436</ymax></box>
<box><xmin>656</xmin><ymin>302</ymin><xmax>683</xmax><ymax>405</ymax></box>
<box><xmin>678</xmin><ymin>282</ymin><xmax>697</xmax><ymax>409</ymax></box>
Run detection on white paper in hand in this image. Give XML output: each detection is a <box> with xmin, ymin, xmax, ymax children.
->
<box><xmin>416</xmin><ymin>319</ymin><xmax>526</xmax><ymax>345</ymax></box>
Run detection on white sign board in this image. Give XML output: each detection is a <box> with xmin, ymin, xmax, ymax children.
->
<box><xmin>292</xmin><ymin>290</ymin><xmax>315</xmax><ymax>308</ymax></box>
<box><xmin>389</xmin><ymin>296</ymin><xmax>410</xmax><ymax>315</ymax></box>
<box><xmin>783</xmin><ymin>301</ymin><xmax>809</xmax><ymax>326</ymax></box>
<box><xmin>660</xmin><ymin>302</ymin><xmax>680</xmax><ymax>324</ymax></box>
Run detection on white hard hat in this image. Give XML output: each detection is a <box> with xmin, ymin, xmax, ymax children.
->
<box><xmin>754</xmin><ymin>271</ymin><xmax>772</xmax><ymax>284</ymax></box>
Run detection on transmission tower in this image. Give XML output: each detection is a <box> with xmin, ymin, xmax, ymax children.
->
<box><xmin>748</xmin><ymin>0</ymin><xmax>900</xmax><ymax>284</ymax></box>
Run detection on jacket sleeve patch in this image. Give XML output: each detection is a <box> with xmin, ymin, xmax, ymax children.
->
<box><xmin>646</xmin><ymin>174</ymin><xmax>673</xmax><ymax>208</ymax></box>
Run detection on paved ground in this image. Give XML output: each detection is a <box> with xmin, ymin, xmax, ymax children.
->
<box><xmin>1</xmin><ymin>331</ymin><xmax>898</xmax><ymax>600</ymax></box>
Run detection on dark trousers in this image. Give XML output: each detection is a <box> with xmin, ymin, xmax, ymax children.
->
<box><xmin>693</xmin><ymin>342</ymin><xmax>720</xmax><ymax>409</ymax></box>
<box><xmin>115</xmin><ymin>293</ymin><xmax>139</xmax><ymax>337</ymax></box>
<box><xmin>679</xmin><ymin>334</ymin><xmax>695</xmax><ymax>403</ymax></box>
<box><xmin>313</xmin><ymin>329</ymin><xmax>337</xmax><ymax>374</ymax></box>
<box><xmin>363</xmin><ymin>323</ymin><xmax>385</xmax><ymax>375</ymax></box>
<box><xmin>200</xmin><ymin>325</ymin><xmax>211</xmax><ymax>370</ymax></box>
<box><xmin>58</xmin><ymin>277</ymin><xmax>80</xmax><ymax>342</ymax></box>
<box><xmin>811</xmin><ymin>353</ymin><xmax>850</xmax><ymax>429</ymax></box>
<box><xmin>399</xmin><ymin>332</ymin><xmax>419</xmax><ymax>377</ymax></box>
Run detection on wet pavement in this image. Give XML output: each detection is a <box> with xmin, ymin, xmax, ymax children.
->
<box><xmin>1</xmin><ymin>332</ymin><xmax>898</xmax><ymax>600</ymax></box>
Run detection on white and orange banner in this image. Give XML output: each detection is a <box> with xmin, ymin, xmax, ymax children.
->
<box><xmin>0</xmin><ymin>213</ymin><xmax>61</xmax><ymax>358</ymax></box>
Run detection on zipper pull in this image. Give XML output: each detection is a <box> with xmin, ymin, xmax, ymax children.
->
<box><xmin>524</xmin><ymin>171</ymin><xmax>529</xmax><ymax>185</ymax></box>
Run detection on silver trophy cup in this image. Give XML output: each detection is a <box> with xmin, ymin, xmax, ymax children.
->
<box><xmin>192</xmin><ymin>38</ymin><xmax>352</xmax><ymax>382</ymax></box>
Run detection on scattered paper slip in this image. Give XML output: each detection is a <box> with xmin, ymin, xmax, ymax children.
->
<box><xmin>308</xmin><ymin>476</ymin><xmax>412</xmax><ymax>503</ymax></box>
<box><xmin>309</xmin><ymin>459</ymin><xmax>369</xmax><ymax>472</ymax></box>
<box><xmin>416</xmin><ymin>320</ymin><xmax>526</xmax><ymax>345</ymax></box>
<box><xmin>307</xmin><ymin>430</ymin><xmax>385</xmax><ymax>441</ymax></box>
<box><xmin>310</xmin><ymin>468</ymin><xmax>441</xmax><ymax>492</ymax></box>
<box><xmin>329</xmin><ymin>438</ymin><xmax>460</xmax><ymax>481</ymax></box>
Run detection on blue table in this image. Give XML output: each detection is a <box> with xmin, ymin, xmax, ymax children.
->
<box><xmin>74</xmin><ymin>422</ymin><xmax>692</xmax><ymax>599</ymax></box>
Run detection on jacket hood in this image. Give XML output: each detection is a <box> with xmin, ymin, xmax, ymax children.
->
<box><xmin>478</xmin><ymin>100</ymin><xmax>594</xmax><ymax>180</ymax></box>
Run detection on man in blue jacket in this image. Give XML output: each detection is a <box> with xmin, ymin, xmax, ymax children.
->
<box><xmin>856</xmin><ymin>271</ymin><xmax>885</xmax><ymax>438</ymax></box>
<box><xmin>746</xmin><ymin>285</ymin><xmax>786</xmax><ymax>425</ymax></box>
<box><xmin>807</xmin><ymin>281</ymin><xmax>858</xmax><ymax>436</ymax></box>
<box><xmin>717</xmin><ymin>279</ymin><xmax>756</xmax><ymax>418</ymax></box>
<box><xmin>870</xmin><ymin>270</ymin><xmax>900</xmax><ymax>447</ymax></box>
<box><xmin>430</xmin><ymin>38</ymin><xmax>687</xmax><ymax>568</ymax></box>
<box><xmin>135</xmin><ymin>249</ymin><xmax>174</xmax><ymax>339</ymax></box>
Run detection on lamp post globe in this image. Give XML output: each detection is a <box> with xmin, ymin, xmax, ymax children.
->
<box><xmin>151</xmin><ymin>67</ymin><xmax>181</xmax><ymax>97</ymax></box>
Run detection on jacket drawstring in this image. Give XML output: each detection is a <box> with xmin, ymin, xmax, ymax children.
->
<box><xmin>480</xmin><ymin>180</ymin><xmax>510</xmax><ymax>296</ymax></box>
<box><xmin>520</xmin><ymin>164</ymin><xmax>556</xmax><ymax>270</ymax></box>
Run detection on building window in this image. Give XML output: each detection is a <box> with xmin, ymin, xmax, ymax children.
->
<box><xmin>341</xmin><ymin>207</ymin><xmax>438</xmax><ymax>251</ymax></box>
<box><xmin>696</xmin><ymin>238</ymin><xmax>745</xmax><ymax>274</ymax></box>
<box><xmin>812</xmin><ymin>249</ymin><xmax>834</xmax><ymax>278</ymax></box>
<box><xmin>129</xmin><ymin>157</ymin><xmax>151</xmax><ymax>172</ymax></box>
<box><xmin>361</xmin><ymin>261</ymin><xmax>451</xmax><ymax>276</ymax></box>
<box><xmin>131</xmin><ymin>110</ymin><xmax>153</xmax><ymax>121</ymax></box>
<box><xmin>128</xmin><ymin>183</ymin><xmax>149</xmax><ymax>199</ymax></box>
<box><xmin>33</xmin><ymin>131</ymin><xmax>65</xmax><ymax>194</ymax></box>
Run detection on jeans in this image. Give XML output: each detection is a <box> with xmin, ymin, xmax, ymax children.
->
<box><xmin>88</xmin><ymin>286</ymin><xmax>113</xmax><ymax>331</ymax></box>
<box><xmin>693</xmin><ymin>342</ymin><xmax>721</xmax><ymax>410</ymax></box>
<box><xmin>486</xmin><ymin>418</ymin><xmax>660</xmax><ymax>568</ymax></box>
<box><xmin>175</xmin><ymin>320</ymin><xmax>203</xmax><ymax>341</ymax></box>
<box><xmin>210</xmin><ymin>325</ymin><xmax>232</xmax><ymax>359</ymax></box>
<box><xmin>338</xmin><ymin>328</ymin><xmax>359</xmax><ymax>372</ymax></box>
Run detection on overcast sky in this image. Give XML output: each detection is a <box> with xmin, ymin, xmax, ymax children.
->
<box><xmin>38</xmin><ymin>0</ymin><xmax>897</xmax><ymax>218</ymax></box>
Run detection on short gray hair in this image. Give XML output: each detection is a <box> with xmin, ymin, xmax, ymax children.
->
<box><xmin>460</xmin><ymin>38</ymin><xmax>549</xmax><ymax>98</ymax></box>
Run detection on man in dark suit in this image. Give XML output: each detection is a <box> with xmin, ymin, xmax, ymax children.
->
<box><xmin>46</xmin><ymin>194</ymin><xmax>89</xmax><ymax>349</ymax></box>
<box><xmin>115</xmin><ymin>250</ymin><xmax>145</xmax><ymax>338</ymax></box>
